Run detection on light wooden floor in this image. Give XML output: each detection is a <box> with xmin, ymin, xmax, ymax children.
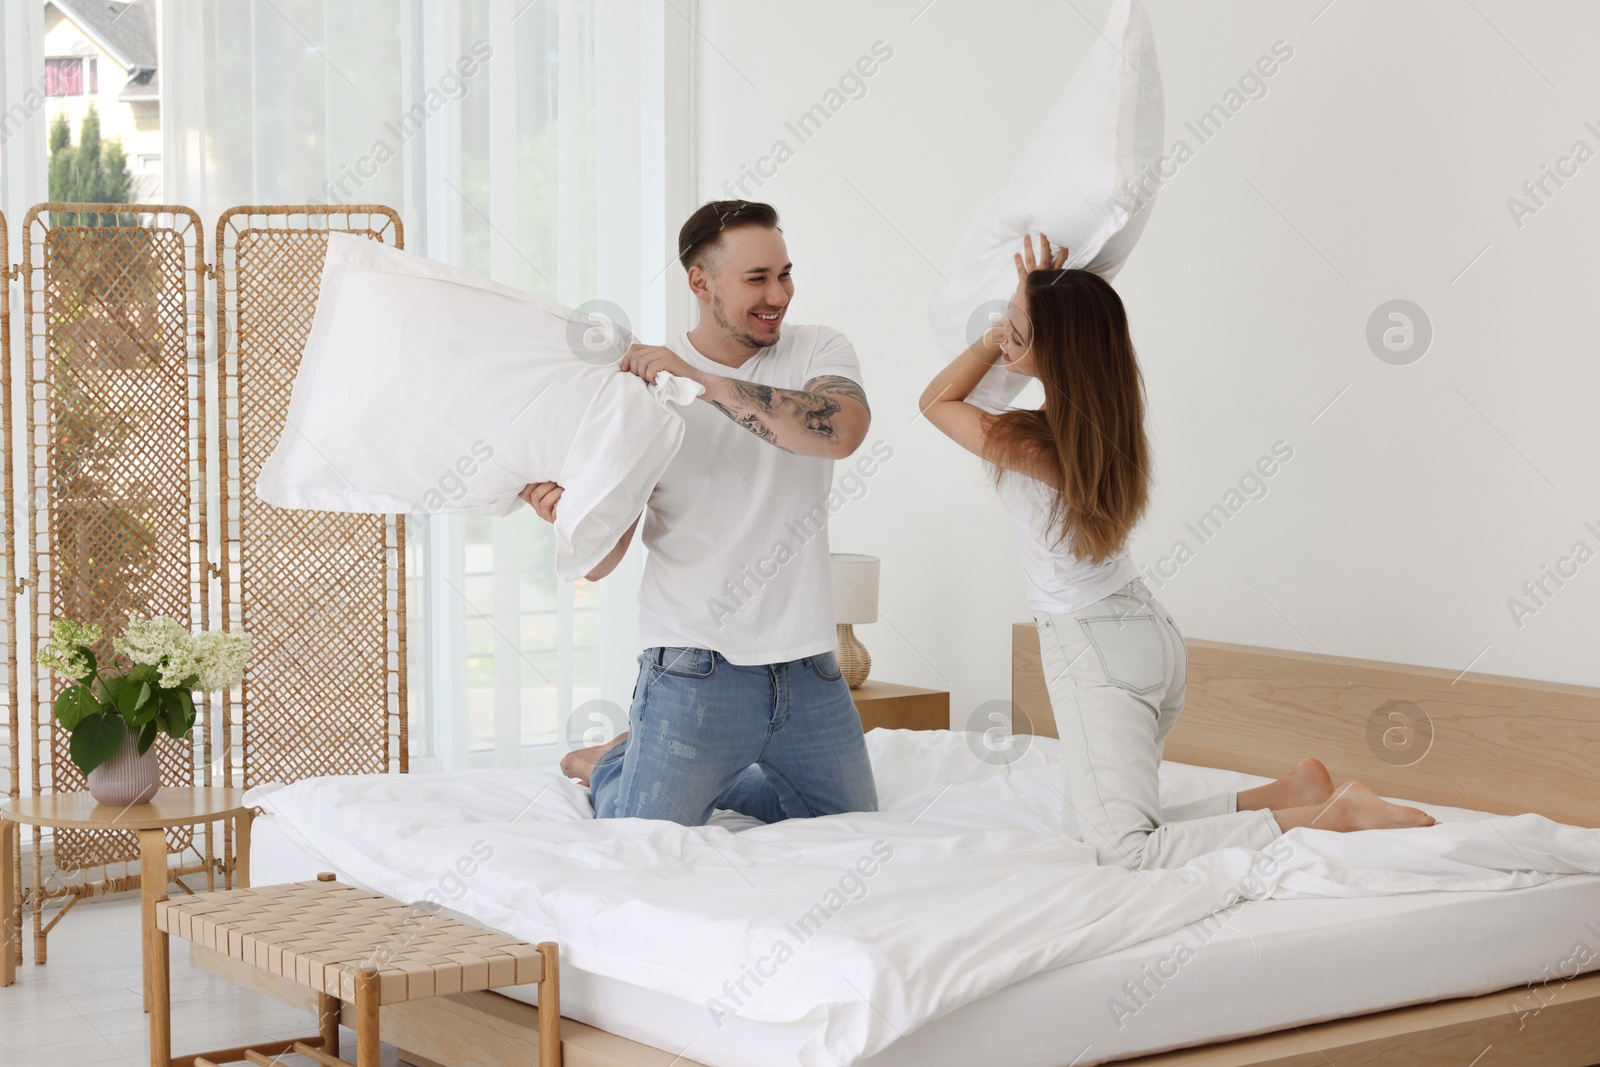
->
<box><xmin>0</xmin><ymin>895</ymin><xmax>405</xmax><ymax>1067</ymax></box>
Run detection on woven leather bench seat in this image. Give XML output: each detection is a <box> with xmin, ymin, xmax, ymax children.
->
<box><xmin>156</xmin><ymin>879</ymin><xmax>546</xmax><ymax>1003</ymax></box>
<box><xmin>147</xmin><ymin>876</ymin><xmax>561</xmax><ymax>1067</ymax></box>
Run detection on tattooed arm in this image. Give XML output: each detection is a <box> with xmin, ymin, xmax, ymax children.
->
<box><xmin>697</xmin><ymin>374</ymin><xmax>870</xmax><ymax>458</ymax></box>
<box><xmin>617</xmin><ymin>343</ymin><xmax>870</xmax><ymax>458</ymax></box>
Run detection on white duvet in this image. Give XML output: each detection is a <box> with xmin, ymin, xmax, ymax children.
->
<box><xmin>249</xmin><ymin>731</ymin><xmax>1600</xmax><ymax>1067</ymax></box>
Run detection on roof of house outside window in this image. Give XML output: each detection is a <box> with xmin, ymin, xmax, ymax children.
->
<box><xmin>48</xmin><ymin>0</ymin><xmax>157</xmax><ymax>72</ymax></box>
<box><xmin>119</xmin><ymin>66</ymin><xmax>158</xmax><ymax>101</ymax></box>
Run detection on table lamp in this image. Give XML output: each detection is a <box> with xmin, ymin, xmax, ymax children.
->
<box><xmin>831</xmin><ymin>553</ymin><xmax>880</xmax><ymax>688</ymax></box>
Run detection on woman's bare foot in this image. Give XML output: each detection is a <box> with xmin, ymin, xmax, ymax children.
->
<box><xmin>1237</xmin><ymin>757</ymin><xmax>1335</xmax><ymax>812</ymax></box>
<box><xmin>561</xmin><ymin>731</ymin><xmax>628</xmax><ymax>786</ymax></box>
<box><xmin>1273</xmin><ymin>781</ymin><xmax>1435</xmax><ymax>833</ymax></box>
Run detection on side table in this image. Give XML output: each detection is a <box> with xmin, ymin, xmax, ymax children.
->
<box><xmin>849</xmin><ymin>680</ymin><xmax>950</xmax><ymax>732</ymax></box>
<box><xmin>0</xmin><ymin>786</ymin><xmax>252</xmax><ymax>1008</ymax></box>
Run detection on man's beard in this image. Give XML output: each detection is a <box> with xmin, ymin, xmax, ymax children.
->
<box><xmin>712</xmin><ymin>292</ymin><xmax>780</xmax><ymax>349</ymax></box>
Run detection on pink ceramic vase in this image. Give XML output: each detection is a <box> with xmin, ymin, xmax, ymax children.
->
<box><xmin>86</xmin><ymin>729</ymin><xmax>160</xmax><ymax>806</ymax></box>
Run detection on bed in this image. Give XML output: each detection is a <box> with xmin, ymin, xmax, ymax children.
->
<box><xmin>195</xmin><ymin>630</ymin><xmax>1600</xmax><ymax>1067</ymax></box>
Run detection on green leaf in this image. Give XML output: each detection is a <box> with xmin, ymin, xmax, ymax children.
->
<box><xmin>137</xmin><ymin>719</ymin><xmax>160</xmax><ymax>755</ymax></box>
<box><xmin>70</xmin><ymin>712</ymin><xmax>126</xmax><ymax>776</ymax></box>
<box><xmin>116</xmin><ymin>680</ymin><xmax>151</xmax><ymax>718</ymax></box>
<box><xmin>76</xmin><ymin>646</ymin><xmax>98</xmax><ymax>682</ymax></box>
<box><xmin>124</xmin><ymin>687</ymin><xmax>162</xmax><ymax>728</ymax></box>
<box><xmin>152</xmin><ymin>690</ymin><xmax>178</xmax><ymax>734</ymax></box>
<box><xmin>128</xmin><ymin>663</ymin><xmax>158</xmax><ymax>684</ymax></box>
<box><xmin>167</xmin><ymin>689</ymin><xmax>196</xmax><ymax>740</ymax></box>
<box><xmin>98</xmin><ymin>675</ymin><xmax>126</xmax><ymax>703</ymax></box>
<box><xmin>54</xmin><ymin>684</ymin><xmax>103</xmax><ymax>730</ymax></box>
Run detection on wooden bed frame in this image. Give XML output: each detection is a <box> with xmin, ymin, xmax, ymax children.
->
<box><xmin>1012</xmin><ymin>626</ymin><xmax>1600</xmax><ymax>1066</ymax></box>
<box><xmin>194</xmin><ymin>631</ymin><xmax>1600</xmax><ymax>1067</ymax></box>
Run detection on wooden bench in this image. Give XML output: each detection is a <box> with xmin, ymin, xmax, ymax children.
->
<box><xmin>150</xmin><ymin>874</ymin><xmax>561</xmax><ymax>1067</ymax></box>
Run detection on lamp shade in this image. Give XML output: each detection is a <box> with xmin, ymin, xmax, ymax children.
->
<box><xmin>830</xmin><ymin>553</ymin><xmax>880</xmax><ymax>625</ymax></box>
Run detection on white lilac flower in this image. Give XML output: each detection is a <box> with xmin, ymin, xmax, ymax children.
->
<box><xmin>39</xmin><ymin>618</ymin><xmax>104</xmax><ymax>683</ymax></box>
<box><xmin>186</xmin><ymin>630</ymin><xmax>250</xmax><ymax>691</ymax></box>
<box><xmin>114</xmin><ymin>615</ymin><xmax>193</xmax><ymax>669</ymax></box>
<box><xmin>111</xmin><ymin>616</ymin><xmax>251</xmax><ymax>691</ymax></box>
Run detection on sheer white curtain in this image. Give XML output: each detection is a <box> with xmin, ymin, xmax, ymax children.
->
<box><xmin>0</xmin><ymin>3</ymin><xmax>46</xmax><ymax>805</ymax></box>
<box><xmin>1</xmin><ymin>4</ymin><xmax>48</xmax><ymax>215</ymax></box>
<box><xmin>146</xmin><ymin>0</ymin><xmax>690</xmax><ymax>770</ymax></box>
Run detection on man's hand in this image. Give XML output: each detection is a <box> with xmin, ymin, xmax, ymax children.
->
<box><xmin>619</xmin><ymin>343</ymin><xmax>704</xmax><ymax>387</ymax></box>
<box><xmin>520</xmin><ymin>481</ymin><xmax>563</xmax><ymax>523</ymax></box>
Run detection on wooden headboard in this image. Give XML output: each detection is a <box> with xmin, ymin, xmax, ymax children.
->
<box><xmin>1012</xmin><ymin>623</ymin><xmax>1600</xmax><ymax>828</ymax></box>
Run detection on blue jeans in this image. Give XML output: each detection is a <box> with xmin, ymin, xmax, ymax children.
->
<box><xmin>588</xmin><ymin>647</ymin><xmax>879</xmax><ymax>826</ymax></box>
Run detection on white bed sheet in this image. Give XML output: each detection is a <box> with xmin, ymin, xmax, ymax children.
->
<box><xmin>250</xmin><ymin>759</ymin><xmax>1600</xmax><ymax>1067</ymax></box>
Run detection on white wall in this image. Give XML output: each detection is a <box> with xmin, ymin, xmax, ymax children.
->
<box><xmin>693</xmin><ymin>0</ymin><xmax>1600</xmax><ymax>725</ymax></box>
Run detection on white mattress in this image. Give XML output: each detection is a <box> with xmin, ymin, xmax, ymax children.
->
<box><xmin>249</xmin><ymin>762</ymin><xmax>1600</xmax><ymax>1067</ymax></box>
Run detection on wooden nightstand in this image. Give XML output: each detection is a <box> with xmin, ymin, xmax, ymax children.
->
<box><xmin>849</xmin><ymin>680</ymin><xmax>950</xmax><ymax>732</ymax></box>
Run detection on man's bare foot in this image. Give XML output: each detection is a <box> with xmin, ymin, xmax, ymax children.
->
<box><xmin>1238</xmin><ymin>757</ymin><xmax>1335</xmax><ymax>811</ymax></box>
<box><xmin>1273</xmin><ymin>781</ymin><xmax>1435</xmax><ymax>833</ymax></box>
<box><xmin>561</xmin><ymin>732</ymin><xmax>628</xmax><ymax>786</ymax></box>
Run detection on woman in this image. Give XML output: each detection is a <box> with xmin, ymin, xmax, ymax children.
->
<box><xmin>920</xmin><ymin>235</ymin><xmax>1433</xmax><ymax>870</ymax></box>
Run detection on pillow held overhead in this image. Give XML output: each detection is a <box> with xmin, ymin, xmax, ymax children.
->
<box><xmin>929</xmin><ymin>0</ymin><xmax>1164</xmax><ymax>412</ymax></box>
<box><xmin>257</xmin><ymin>233</ymin><xmax>701</xmax><ymax>580</ymax></box>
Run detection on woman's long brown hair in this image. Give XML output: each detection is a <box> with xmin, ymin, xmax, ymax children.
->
<box><xmin>984</xmin><ymin>269</ymin><xmax>1150</xmax><ymax>564</ymax></box>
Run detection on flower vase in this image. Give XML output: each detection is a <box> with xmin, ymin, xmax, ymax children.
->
<box><xmin>86</xmin><ymin>729</ymin><xmax>161</xmax><ymax>806</ymax></box>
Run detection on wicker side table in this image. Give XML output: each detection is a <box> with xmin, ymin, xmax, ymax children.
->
<box><xmin>151</xmin><ymin>875</ymin><xmax>561</xmax><ymax>1067</ymax></box>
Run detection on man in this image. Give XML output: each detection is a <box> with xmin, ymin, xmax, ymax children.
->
<box><xmin>520</xmin><ymin>200</ymin><xmax>878</xmax><ymax>826</ymax></box>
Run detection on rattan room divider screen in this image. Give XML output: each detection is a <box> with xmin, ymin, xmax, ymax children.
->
<box><xmin>7</xmin><ymin>203</ymin><xmax>407</xmax><ymax>966</ymax></box>
<box><xmin>212</xmin><ymin>207</ymin><xmax>409</xmax><ymax>874</ymax></box>
<box><xmin>1</xmin><ymin>210</ymin><xmax>19</xmax><ymax>973</ymax></box>
<box><xmin>18</xmin><ymin>205</ymin><xmax>210</xmax><ymax>963</ymax></box>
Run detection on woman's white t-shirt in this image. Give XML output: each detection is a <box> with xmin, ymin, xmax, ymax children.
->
<box><xmin>996</xmin><ymin>469</ymin><xmax>1136</xmax><ymax>614</ymax></box>
<box><xmin>637</xmin><ymin>325</ymin><xmax>863</xmax><ymax>665</ymax></box>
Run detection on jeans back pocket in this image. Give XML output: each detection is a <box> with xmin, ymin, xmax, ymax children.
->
<box><xmin>1079</xmin><ymin>616</ymin><xmax>1168</xmax><ymax>694</ymax></box>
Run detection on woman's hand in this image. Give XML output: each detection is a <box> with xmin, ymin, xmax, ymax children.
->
<box><xmin>1014</xmin><ymin>233</ymin><xmax>1069</xmax><ymax>286</ymax></box>
<box><xmin>990</xmin><ymin>234</ymin><xmax>1069</xmax><ymax>366</ymax></box>
<box><xmin>520</xmin><ymin>481</ymin><xmax>563</xmax><ymax>523</ymax></box>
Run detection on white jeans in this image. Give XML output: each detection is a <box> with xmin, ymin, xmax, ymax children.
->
<box><xmin>1035</xmin><ymin>579</ymin><xmax>1281</xmax><ymax>869</ymax></box>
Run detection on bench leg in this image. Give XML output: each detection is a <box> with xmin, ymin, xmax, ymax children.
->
<box><xmin>356</xmin><ymin>968</ymin><xmax>380</xmax><ymax>1067</ymax></box>
<box><xmin>149</xmin><ymin>893</ymin><xmax>171</xmax><ymax>1067</ymax></box>
<box><xmin>538</xmin><ymin>942</ymin><xmax>561</xmax><ymax>1067</ymax></box>
<box><xmin>318</xmin><ymin>991</ymin><xmax>341</xmax><ymax>1057</ymax></box>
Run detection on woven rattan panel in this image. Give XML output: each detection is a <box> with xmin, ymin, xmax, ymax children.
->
<box><xmin>215</xmin><ymin>208</ymin><xmax>407</xmax><ymax>790</ymax></box>
<box><xmin>21</xmin><ymin>206</ymin><xmax>208</xmax><ymax>874</ymax></box>
<box><xmin>1</xmin><ymin>210</ymin><xmax>19</xmax><ymax>967</ymax></box>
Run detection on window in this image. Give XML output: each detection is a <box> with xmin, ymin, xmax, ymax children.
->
<box><xmin>448</xmin><ymin>517</ymin><xmax>601</xmax><ymax>764</ymax></box>
<box><xmin>151</xmin><ymin>0</ymin><xmax>669</xmax><ymax>772</ymax></box>
<box><xmin>44</xmin><ymin>55</ymin><xmax>97</xmax><ymax>97</ymax></box>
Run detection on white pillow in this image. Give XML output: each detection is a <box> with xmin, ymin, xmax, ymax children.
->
<box><xmin>929</xmin><ymin>0</ymin><xmax>1164</xmax><ymax>412</ymax></box>
<box><xmin>257</xmin><ymin>233</ymin><xmax>701</xmax><ymax>580</ymax></box>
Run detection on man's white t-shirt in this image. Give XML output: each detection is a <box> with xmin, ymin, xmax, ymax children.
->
<box><xmin>637</xmin><ymin>324</ymin><xmax>863</xmax><ymax>665</ymax></box>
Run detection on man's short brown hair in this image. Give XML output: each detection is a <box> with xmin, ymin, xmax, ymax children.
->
<box><xmin>678</xmin><ymin>200</ymin><xmax>781</xmax><ymax>273</ymax></box>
